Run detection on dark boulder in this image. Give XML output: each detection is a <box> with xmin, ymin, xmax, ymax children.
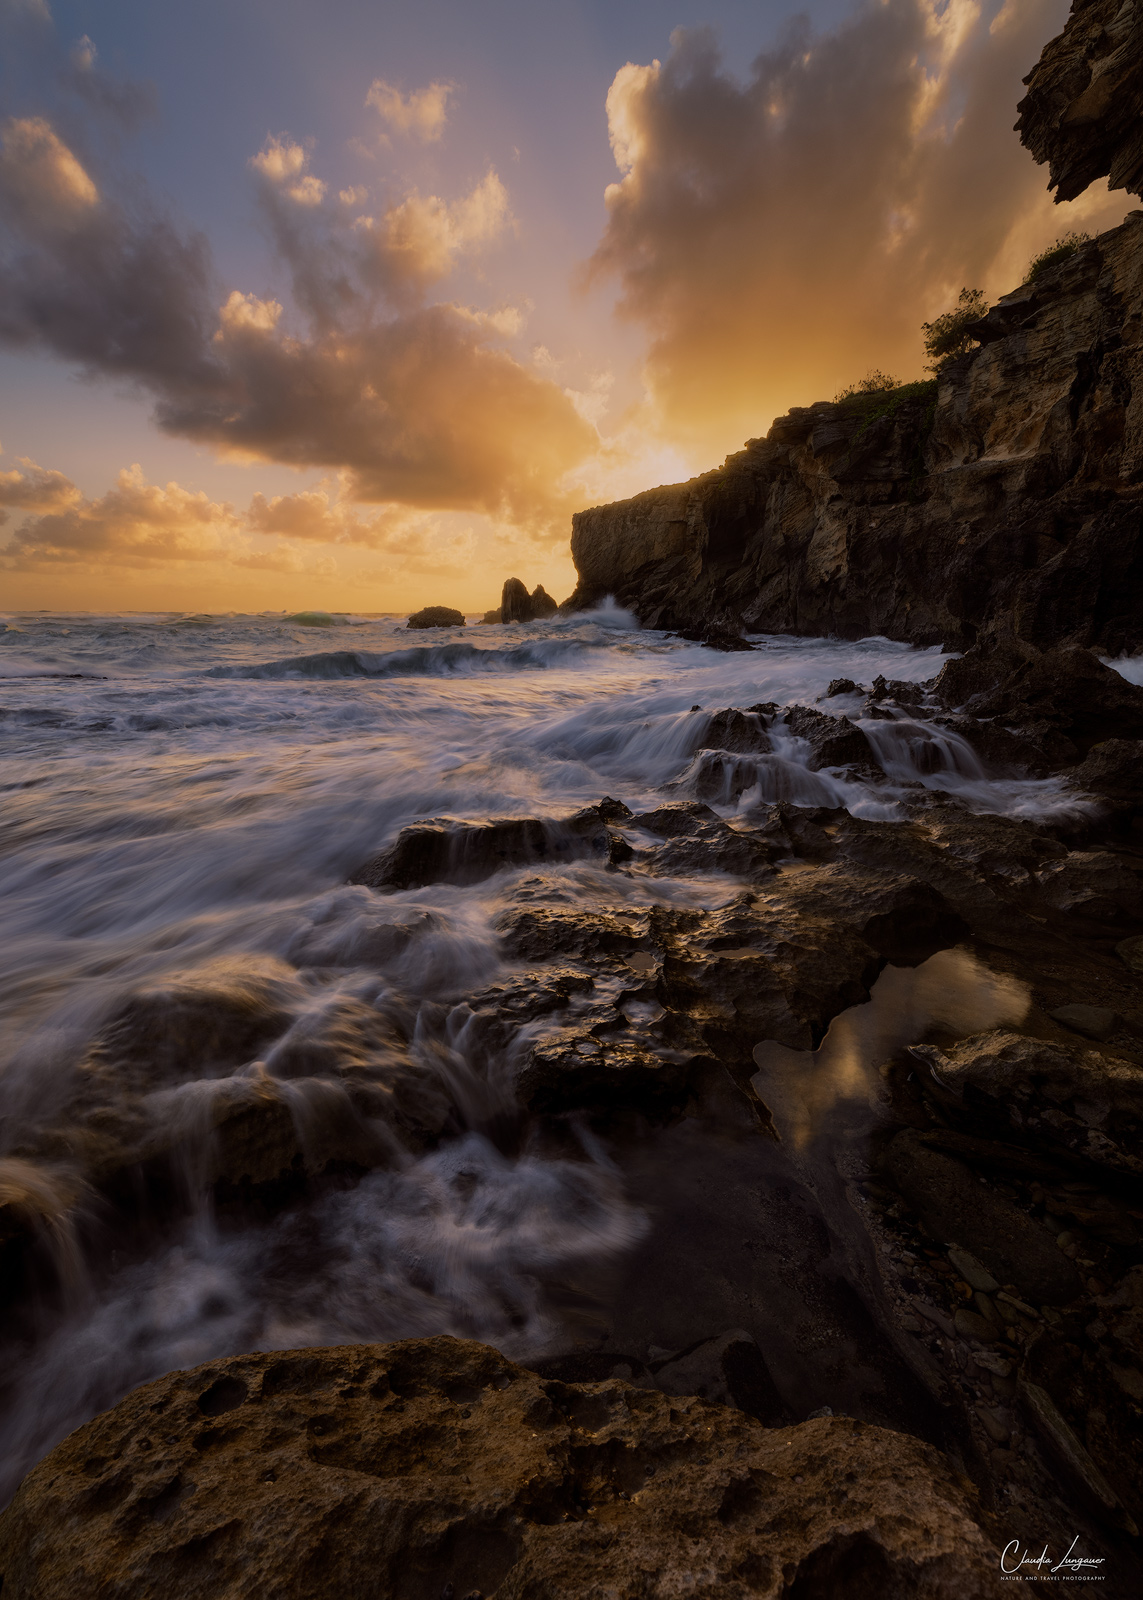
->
<box><xmin>699</xmin><ymin>707</ymin><xmax>773</xmax><ymax>754</ymax></box>
<box><xmin>918</xmin><ymin>1029</ymin><xmax>1143</xmax><ymax>1178</ymax></box>
<box><xmin>500</xmin><ymin>578</ymin><xmax>559</xmax><ymax>623</ymax></box>
<box><xmin>935</xmin><ymin>645</ymin><xmax>1143</xmax><ymax>769</ymax></box>
<box><xmin>675</xmin><ymin>624</ymin><xmax>755</xmax><ymax>652</ymax></box>
<box><xmin>629</xmin><ymin>802</ymin><xmax>777</xmax><ymax>878</ymax></box>
<box><xmin>784</xmin><ymin>704</ymin><xmax>878</xmax><ymax>771</ymax></box>
<box><xmin>1070</xmin><ymin>739</ymin><xmax>1143</xmax><ymax>814</ymax></box>
<box><xmin>406</xmin><ymin>606</ymin><xmax>466</xmax><ymax>629</ymax></box>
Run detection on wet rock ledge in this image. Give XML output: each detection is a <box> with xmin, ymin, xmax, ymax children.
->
<box><xmin>0</xmin><ymin>1336</ymin><xmax>1022</xmax><ymax>1600</ymax></box>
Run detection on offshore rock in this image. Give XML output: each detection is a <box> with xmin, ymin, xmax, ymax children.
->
<box><xmin>1017</xmin><ymin>0</ymin><xmax>1143</xmax><ymax>203</ymax></box>
<box><xmin>406</xmin><ymin>606</ymin><xmax>466</xmax><ymax>629</ymax></box>
<box><xmin>564</xmin><ymin>214</ymin><xmax>1143</xmax><ymax>655</ymax></box>
<box><xmin>0</xmin><ymin>1336</ymin><xmax>1023</xmax><ymax>1600</ymax></box>
<box><xmin>500</xmin><ymin>577</ymin><xmax>559</xmax><ymax>623</ymax></box>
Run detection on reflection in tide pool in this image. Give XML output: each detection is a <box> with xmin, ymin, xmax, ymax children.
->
<box><xmin>751</xmin><ymin>948</ymin><xmax>1030</xmax><ymax>1149</ymax></box>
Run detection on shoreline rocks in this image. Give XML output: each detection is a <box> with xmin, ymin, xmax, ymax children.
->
<box><xmin>0</xmin><ymin>1336</ymin><xmax>1027</xmax><ymax>1600</ymax></box>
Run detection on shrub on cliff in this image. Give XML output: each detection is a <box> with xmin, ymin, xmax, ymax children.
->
<box><xmin>1024</xmin><ymin>231</ymin><xmax>1091</xmax><ymax>283</ymax></box>
<box><xmin>835</xmin><ymin>376</ymin><xmax>938</xmax><ymax>431</ymax></box>
<box><xmin>834</xmin><ymin>369</ymin><xmax>899</xmax><ymax>401</ymax></box>
<box><xmin>921</xmin><ymin>288</ymin><xmax>988</xmax><ymax>373</ymax></box>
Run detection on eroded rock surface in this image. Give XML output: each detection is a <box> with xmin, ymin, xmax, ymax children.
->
<box><xmin>1017</xmin><ymin>0</ymin><xmax>1143</xmax><ymax>203</ymax></box>
<box><xmin>0</xmin><ymin>1336</ymin><xmax>1023</xmax><ymax>1600</ymax></box>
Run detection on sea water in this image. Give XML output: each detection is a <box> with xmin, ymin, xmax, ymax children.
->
<box><xmin>0</xmin><ymin>606</ymin><xmax>1090</xmax><ymax>1498</ymax></box>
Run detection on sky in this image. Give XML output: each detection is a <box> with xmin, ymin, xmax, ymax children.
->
<box><xmin>0</xmin><ymin>0</ymin><xmax>1131</xmax><ymax>614</ymax></box>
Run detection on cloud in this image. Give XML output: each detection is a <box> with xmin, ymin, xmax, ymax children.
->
<box><xmin>0</xmin><ymin>457</ymin><xmax>81</xmax><ymax>511</ymax></box>
<box><xmin>0</xmin><ymin>120</ymin><xmax>220</xmax><ymax>391</ymax></box>
<box><xmin>170</xmin><ymin>297</ymin><xmax>594</xmax><ymax>522</ymax></box>
<box><xmin>0</xmin><ymin>116</ymin><xmax>98</xmax><ymax>232</ymax></box>
<box><xmin>62</xmin><ymin>35</ymin><xmax>157</xmax><ymax>128</ymax></box>
<box><xmin>365</xmin><ymin>80</ymin><xmax>452</xmax><ymax>142</ymax></box>
<box><xmin>247</xmin><ymin>485</ymin><xmax>431</xmax><ymax>547</ymax></box>
<box><xmin>366</xmin><ymin>169</ymin><xmax>511</xmax><ymax>290</ymax></box>
<box><xmin>2</xmin><ymin>0</ymin><xmax>52</xmax><ymax>22</ymax></box>
<box><xmin>0</xmin><ymin>464</ymin><xmax>242</xmax><ymax>568</ymax></box>
<box><xmin>251</xmin><ymin>136</ymin><xmax>326</xmax><ymax>206</ymax></box>
<box><xmin>588</xmin><ymin>0</ymin><xmax>1133</xmax><ymax>456</ymax></box>
<box><xmin>0</xmin><ymin>462</ymin><xmax>342</xmax><ymax>573</ymax></box>
<box><xmin>0</xmin><ymin>118</ymin><xmax>594</xmax><ymax>532</ymax></box>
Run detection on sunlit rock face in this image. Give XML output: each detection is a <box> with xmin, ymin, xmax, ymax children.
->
<box><xmin>566</xmin><ymin>211</ymin><xmax>1143</xmax><ymax>657</ymax></box>
<box><xmin>1017</xmin><ymin>0</ymin><xmax>1143</xmax><ymax>204</ymax></box>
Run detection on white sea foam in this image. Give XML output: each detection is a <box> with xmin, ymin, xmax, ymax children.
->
<box><xmin>0</xmin><ymin>609</ymin><xmax>1089</xmax><ymax>1498</ymax></box>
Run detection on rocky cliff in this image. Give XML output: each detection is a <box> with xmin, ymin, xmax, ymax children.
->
<box><xmin>1017</xmin><ymin>0</ymin><xmax>1143</xmax><ymax>204</ymax></box>
<box><xmin>566</xmin><ymin>21</ymin><xmax>1143</xmax><ymax>654</ymax></box>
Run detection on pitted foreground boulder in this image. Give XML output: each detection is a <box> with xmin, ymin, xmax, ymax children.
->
<box><xmin>0</xmin><ymin>1337</ymin><xmax>1022</xmax><ymax>1600</ymax></box>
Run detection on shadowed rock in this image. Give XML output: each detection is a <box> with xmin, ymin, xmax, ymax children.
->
<box><xmin>406</xmin><ymin>606</ymin><xmax>466</xmax><ymax>629</ymax></box>
<box><xmin>1017</xmin><ymin>0</ymin><xmax>1143</xmax><ymax>204</ymax></box>
<box><xmin>500</xmin><ymin>578</ymin><xmax>559</xmax><ymax>623</ymax></box>
<box><xmin>916</xmin><ymin>1029</ymin><xmax>1143</xmax><ymax>1177</ymax></box>
<box><xmin>881</xmin><ymin>1128</ymin><xmax>1082</xmax><ymax>1304</ymax></box>
<box><xmin>562</xmin><ymin>213</ymin><xmax>1143</xmax><ymax>658</ymax></box>
<box><xmin>784</xmin><ymin>704</ymin><xmax>878</xmax><ymax>771</ymax></box>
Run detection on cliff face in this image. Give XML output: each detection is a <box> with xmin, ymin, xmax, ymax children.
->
<box><xmin>568</xmin><ymin>136</ymin><xmax>1143</xmax><ymax>655</ymax></box>
<box><xmin>1017</xmin><ymin>0</ymin><xmax>1143</xmax><ymax>203</ymax></box>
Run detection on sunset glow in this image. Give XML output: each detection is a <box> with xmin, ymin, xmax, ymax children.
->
<box><xmin>0</xmin><ymin>0</ymin><xmax>1131</xmax><ymax>612</ymax></box>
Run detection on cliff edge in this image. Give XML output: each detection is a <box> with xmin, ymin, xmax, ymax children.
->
<box><xmin>566</xmin><ymin>0</ymin><xmax>1143</xmax><ymax>656</ymax></box>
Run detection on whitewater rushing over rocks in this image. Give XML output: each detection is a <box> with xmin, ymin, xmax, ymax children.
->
<box><xmin>2</xmin><ymin>604</ymin><xmax>1143</xmax><ymax>1592</ymax></box>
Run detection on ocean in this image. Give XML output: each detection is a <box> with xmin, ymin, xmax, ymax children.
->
<box><xmin>0</xmin><ymin>605</ymin><xmax>1095</xmax><ymax>1498</ymax></box>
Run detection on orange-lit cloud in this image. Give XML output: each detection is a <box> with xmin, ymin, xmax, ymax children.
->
<box><xmin>247</xmin><ymin>485</ymin><xmax>433</xmax><ymax>548</ymax></box>
<box><xmin>588</xmin><ymin>0</ymin><xmax>1133</xmax><ymax>459</ymax></box>
<box><xmin>0</xmin><ymin>461</ymin><xmax>485</xmax><ymax>588</ymax></box>
<box><xmin>0</xmin><ymin>457</ymin><xmax>81</xmax><ymax>512</ymax></box>
<box><xmin>0</xmin><ymin>0</ymin><xmax>1133</xmax><ymax>611</ymax></box>
<box><xmin>0</xmin><ymin>117</ymin><xmax>596</xmax><ymax>535</ymax></box>
<box><xmin>0</xmin><ymin>116</ymin><xmax>98</xmax><ymax>232</ymax></box>
<box><xmin>0</xmin><ymin>464</ymin><xmax>244</xmax><ymax>568</ymax></box>
<box><xmin>368</xmin><ymin>169</ymin><xmax>511</xmax><ymax>289</ymax></box>
<box><xmin>365</xmin><ymin>79</ymin><xmax>452</xmax><ymax>142</ymax></box>
<box><xmin>0</xmin><ymin>462</ymin><xmax>345</xmax><ymax>575</ymax></box>
<box><xmin>250</xmin><ymin>136</ymin><xmax>327</xmax><ymax>206</ymax></box>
